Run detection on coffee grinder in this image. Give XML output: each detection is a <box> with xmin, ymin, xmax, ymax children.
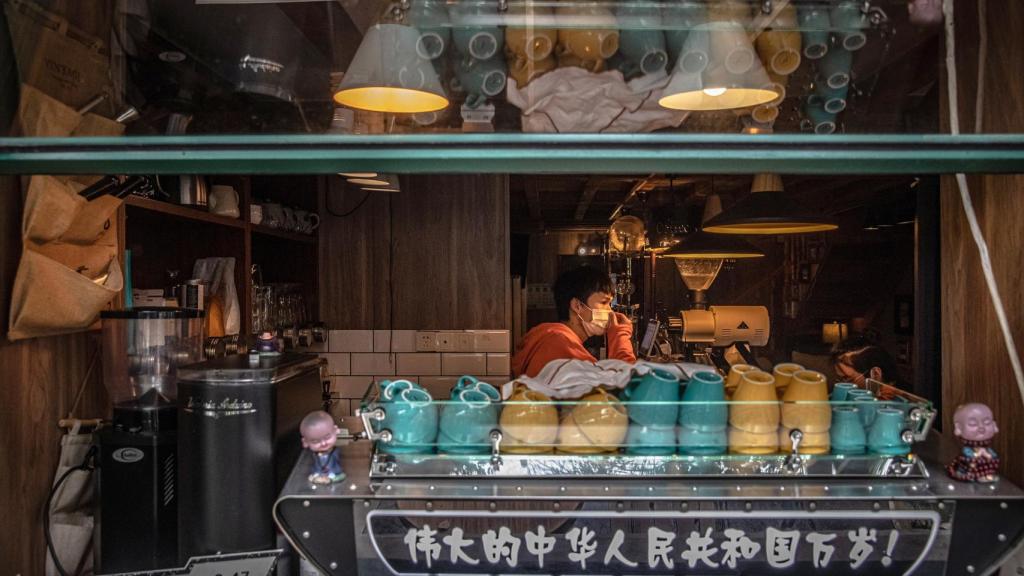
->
<box><xmin>95</xmin><ymin>308</ymin><xmax>204</xmax><ymax>573</ymax></box>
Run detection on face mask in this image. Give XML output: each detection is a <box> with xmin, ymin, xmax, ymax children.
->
<box><xmin>575</xmin><ymin>302</ymin><xmax>610</xmax><ymax>337</ymax></box>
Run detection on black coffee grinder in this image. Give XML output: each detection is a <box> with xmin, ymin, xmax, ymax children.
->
<box><xmin>95</xmin><ymin>308</ymin><xmax>204</xmax><ymax>573</ymax></box>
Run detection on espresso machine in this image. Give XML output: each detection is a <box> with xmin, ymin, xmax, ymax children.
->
<box><xmin>95</xmin><ymin>308</ymin><xmax>205</xmax><ymax>573</ymax></box>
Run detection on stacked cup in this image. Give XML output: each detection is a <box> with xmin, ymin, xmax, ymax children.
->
<box><xmin>438</xmin><ymin>376</ymin><xmax>500</xmax><ymax>454</ymax></box>
<box><xmin>772</xmin><ymin>362</ymin><xmax>804</xmax><ymax>395</ymax></box>
<box><xmin>678</xmin><ymin>370</ymin><xmax>728</xmax><ymax>455</ymax></box>
<box><xmin>377</xmin><ymin>380</ymin><xmax>439</xmax><ymax>454</ymax></box>
<box><xmin>728</xmin><ymin>370</ymin><xmax>780</xmax><ymax>454</ymax></box>
<box><xmin>500</xmin><ymin>384</ymin><xmax>559</xmax><ymax>454</ymax></box>
<box><xmin>780</xmin><ymin>370</ymin><xmax>831</xmax><ymax>454</ymax></box>
<box><xmin>558</xmin><ymin>388</ymin><xmax>629</xmax><ymax>454</ymax></box>
<box><xmin>623</xmin><ymin>369</ymin><xmax>680</xmax><ymax>455</ymax></box>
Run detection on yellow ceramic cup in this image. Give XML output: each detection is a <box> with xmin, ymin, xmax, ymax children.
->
<box><xmin>779</xmin><ymin>427</ymin><xmax>830</xmax><ymax>454</ymax></box>
<box><xmin>781</xmin><ymin>369</ymin><xmax>832</xmax><ymax>433</ymax></box>
<box><xmin>556</xmin><ymin>5</ymin><xmax>619</xmax><ymax>61</ymax></box>
<box><xmin>508</xmin><ymin>53</ymin><xmax>557</xmax><ymax>88</ymax></box>
<box><xmin>506</xmin><ymin>26</ymin><xmax>557</xmax><ymax>63</ymax></box>
<box><xmin>725</xmin><ymin>364</ymin><xmax>758</xmax><ymax>395</ymax></box>
<box><xmin>754</xmin><ymin>4</ymin><xmax>802</xmax><ymax>75</ymax></box>
<box><xmin>730</xmin><ymin>370</ymin><xmax>780</xmax><ymax>433</ymax></box>
<box><xmin>728</xmin><ymin>426</ymin><xmax>779</xmax><ymax>455</ymax></box>
<box><xmin>558</xmin><ymin>389</ymin><xmax>628</xmax><ymax>453</ymax></box>
<box><xmin>772</xmin><ymin>362</ymin><xmax>804</xmax><ymax>393</ymax></box>
<box><xmin>500</xmin><ymin>385</ymin><xmax>559</xmax><ymax>453</ymax></box>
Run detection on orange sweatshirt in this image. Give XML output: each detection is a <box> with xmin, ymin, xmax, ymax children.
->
<box><xmin>511</xmin><ymin>322</ymin><xmax>636</xmax><ymax>378</ymax></box>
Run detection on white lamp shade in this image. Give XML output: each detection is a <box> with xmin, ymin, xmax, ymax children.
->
<box><xmin>659</xmin><ymin>23</ymin><xmax>779</xmax><ymax>111</ymax></box>
<box><xmin>334</xmin><ymin>24</ymin><xmax>449</xmax><ymax>113</ymax></box>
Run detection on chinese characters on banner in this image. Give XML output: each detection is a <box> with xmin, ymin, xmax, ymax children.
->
<box><xmin>403</xmin><ymin>524</ymin><xmax>902</xmax><ymax>572</ymax></box>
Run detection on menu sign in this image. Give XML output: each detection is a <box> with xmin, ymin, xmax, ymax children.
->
<box><xmin>366</xmin><ymin>509</ymin><xmax>944</xmax><ymax>575</ymax></box>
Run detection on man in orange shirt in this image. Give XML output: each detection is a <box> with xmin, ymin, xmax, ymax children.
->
<box><xmin>512</xmin><ymin>266</ymin><xmax>636</xmax><ymax>378</ymax></box>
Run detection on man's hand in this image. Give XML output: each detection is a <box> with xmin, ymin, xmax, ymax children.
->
<box><xmin>607</xmin><ymin>311</ymin><xmax>632</xmax><ymax>331</ymax></box>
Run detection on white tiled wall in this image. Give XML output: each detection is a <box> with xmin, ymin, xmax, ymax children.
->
<box><xmin>321</xmin><ymin>329</ymin><xmax>510</xmax><ymax>417</ymax></box>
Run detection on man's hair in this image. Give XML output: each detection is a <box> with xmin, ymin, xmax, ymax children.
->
<box><xmin>553</xmin><ymin>266</ymin><xmax>614</xmax><ymax>321</ymax></box>
<box><xmin>830</xmin><ymin>336</ymin><xmax>900</xmax><ymax>384</ymax></box>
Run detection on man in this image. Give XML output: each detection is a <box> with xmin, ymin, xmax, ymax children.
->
<box><xmin>831</xmin><ymin>335</ymin><xmax>901</xmax><ymax>387</ymax></box>
<box><xmin>512</xmin><ymin>266</ymin><xmax>636</xmax><ymax>378</ymax></box>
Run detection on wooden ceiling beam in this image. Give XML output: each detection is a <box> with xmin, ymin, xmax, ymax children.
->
<box><xmin>573</xmin><ymin>177</ymin><xmax>602</xmax><ymax>221</ymax></box>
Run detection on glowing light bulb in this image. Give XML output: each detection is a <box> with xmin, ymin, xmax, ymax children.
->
<box><xmin>703</xmin><ymin>87</ymin><xmax>728</xmax><ymax>97</ymax></box>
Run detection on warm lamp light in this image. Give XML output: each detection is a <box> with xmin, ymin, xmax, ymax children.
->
<box><xmin>334</xmin><ymin>24</ymin><xmax>449</xmax><ymax>114</ymax></box>
<box><xmin>659</xmin><ymin>23</ymin><xmax>780</xmax><ymax>111</ymax></box>
<box><xmin>339</xmin><ymin>172</ymin><xmax>378</xmax><ymax>178</ymax></box>
<box><xmin>822</xmin><ymin>321</ymin><xmax>849</xmax><ymax>344</ymax></box>
<box><xmin>702</xmin><ymin>173</ymin><xmax>839</xmax><ymax>234</ymax></box>
<box><xmin>348</xmin><ymin>174</ymin><xmax>399</xmax><ymax>188</ymax></box>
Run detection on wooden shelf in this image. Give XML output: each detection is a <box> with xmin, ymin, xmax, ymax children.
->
<box><xmin>251</xmin><ymin>224</ymin><xmax>317</xmax><ymax>244</ymax></box>
<box><xmin>125</xmin><ymin>195</ymin><xmax>247</xmax><ymax>229</ymax></box>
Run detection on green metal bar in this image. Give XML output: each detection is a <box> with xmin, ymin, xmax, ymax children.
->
<box><xmin>1</xmin><ymin>134</ymin><xmax>1023</xmax><ymax>174</ymax></box>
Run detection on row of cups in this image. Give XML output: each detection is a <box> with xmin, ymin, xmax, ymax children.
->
<box><xmin>375</xmin><ymin>376</ymin><xmax>502</xmax><ymax>454</ymax></box>
<box><xmin>368</xmin><ymin>368</ymin><xmax>911</xmax><ymax>457</ymax></box>
<box><xmin>250</xmin><ymin>202</ymin><xmax>320</xmax><ymax>234</ymax></box>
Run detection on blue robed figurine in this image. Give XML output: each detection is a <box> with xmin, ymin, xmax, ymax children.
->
<box><xmin>300</xmin><ymin>410</ymin><xmax>345</xmax><ymax>484</ymax></box>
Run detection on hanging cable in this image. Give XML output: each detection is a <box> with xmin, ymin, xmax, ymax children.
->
<box><xmin>942</xmin><ymin>0</ymin><xmax>1024</xmax><ymax>406</ymax></box>
<box><xmin>44</xmin><ymin>446</ymin><xmax>98</xmax><ymax>576</ymax></box>
<box><xmin>326</xmin><ymin>186</ymin><xmax>372</xmax><ymax>218</ymax></box>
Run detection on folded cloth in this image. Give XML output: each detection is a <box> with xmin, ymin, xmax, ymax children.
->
<box><xmin>501</xmin><ymin>358</ymin><xmax>716</xmax><ymax>400</ymax></box>
<box><xmin>506</xmin><ymin>66</ymin><xmax>688</xmax><ymax>133</ymax></box>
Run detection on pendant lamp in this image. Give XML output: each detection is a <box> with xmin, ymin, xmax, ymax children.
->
<box><xmin>334</xmin><ymin>24</ymin><xmax>449</xmax><ymax>113</ymax></box>
<box><xmin>702</xmin><ymin>174</ymin><xmax>838</xmax><ymax>234</ymax></box>
<box><xmin>659</xmin><ymin>22</ymin><xmax>780</xmax><ymax>111</ymax></box>
<box><xmin>347</xmin><ymin>174</ymin><xmax>400</xmax><ymax>188</ymax></box>
<box><xmin>660</xmin><ymin>194</ymin><xmax>764</xmax><ymax>307</ymax></box>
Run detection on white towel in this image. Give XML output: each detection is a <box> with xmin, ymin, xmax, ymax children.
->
<box><xmin>501</xmin><ymin>358</ymin><xmax>717</xmax><ymax>400</ymax></box>
<box><xmin>506</xmin><ymin>67</ymin><xmax>689</xmax><ymax>133</ymax></box>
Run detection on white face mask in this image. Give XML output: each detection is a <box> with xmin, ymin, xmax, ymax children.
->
<box><xmin>575</xmin><ymin>302</ymin><xmax>610</xmax><ymax>337</ymax></box>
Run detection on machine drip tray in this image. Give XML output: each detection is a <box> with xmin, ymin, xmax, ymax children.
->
<box><xmin>369</xmin><ymin>452</ymin><xmax>929</xmax><ymax>479</ymax></box>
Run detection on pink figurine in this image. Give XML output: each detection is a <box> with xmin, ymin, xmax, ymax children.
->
<box><xmin>300</xmin><ymin>411</ymin><xmax>345</xmax><ymax>484</ymax></box>
<box><xmin>947</xmin><ymin>403</ymin><xmax>999</xmax><ymax>483</ymax></box>
<box><xmin>908</xmin><ymin>0</ymin><xmax>943</xmax><ymax>27</ymax></box>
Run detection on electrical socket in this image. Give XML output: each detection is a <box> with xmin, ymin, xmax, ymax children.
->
<box><xmin>415</xmin><ymin>332</ymin><xmax>436</xmax><ymax>352</ymax></box>
<box><xmin>435</xmin><ymin>332</ymin><xmax>455</xmax><ymax>352</ymax></box>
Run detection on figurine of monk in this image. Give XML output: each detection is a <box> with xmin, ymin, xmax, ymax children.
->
<box><xmin>946</xmin><ymin>403</ymin><xmax>999</xmax><ymax>483</ymax></box>
<box><xmin>300</xmin><ymin>411</ymin><xmax>345</xmax><ymax>484</ymax></box>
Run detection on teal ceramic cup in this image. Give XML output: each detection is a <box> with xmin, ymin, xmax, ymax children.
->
<box><xmin>379</xmin><ymin>387</ymin><xmax>439</xmax><ymax>454</ymax></box>
<box><xmin>679</xmin><ymin>370</ymin><xmax>728</xmax><ymax>432</ymax></box>
<box><xmin>815</xmin><ymin>81</ymin><xmax>849</xmax><ymax>113</ymax></box>
<box><xmin>449</xmin><ymin>1</ymin><xmax>504</xmax><ymax>60</ymax></box>
<box><xmin>438</xmin><ymin>388</ymin><xmax>497</xmax><ymax>454</ymax></box>
<box><xmin>626</xmin><ymin>424</ymin><xmax>677</xmax><ymax>455</ymax></box>
<box><xmin>380</xmin><ymin>379</ymin><xmax>422</xmax><ymax>401</ymax></box>
<box><xmin>802</xmin><ymin>95</ymin><xmax>836</xmax><ymax>134</ymax></box>
<box><xmin>452</xmin><ymin>54</ymin><xmax>507</xmax><ymax>109</ymax></box>
<box><xmin>408</xmin><ymin>0</ymin><xmax>451</xmax><ymax>60</ymax></box>
<box><xmin>850</xmin><ymin>393</ymin><xmax>878</xmax><ymax>428</ymax></box>
<box><xmin>831</xmin><ymin>1</ymin><xmax>868</xmax><ymax>52</ymax></box>
<box><xmin>797</xmin><ymin>5</ymin><xmax>831</xmax><ymax>59</ymax></box>
<box><xmin>817</xmin><ymin>46</ymin><xmax>853</xmax><ymax>89</ymax></box>
<box><xmin>662</xmin><ymin>1</ymin><xmax>706</xmax><ymax>72</ymax></box>
<box><xmin>616</xmin><ymin>0</ymin><xmax>668</xmax><ymax>77</ymax></box>
<box><xmin>830</xmin><ymin>406</ymin><xmax>867</xmax><ymax>454</ymax></box>
<box><xmin>622</xmin><ymin>368</ymin><xmax>680</xmax><ymax>426</ymax></box>
<box><xmin>678</xmin><ymin>426</ymin><xmax>727</xmax><ymax>456</ymax></box>
<box><xmin>868</xmin><ymin>408</ymin><xmax>911</xmax><ymax>455</ymax></box>
<box><xmin>830</xmin><ymin>382</ymin><xmax>859</xmax><ymax>402</ymax></box>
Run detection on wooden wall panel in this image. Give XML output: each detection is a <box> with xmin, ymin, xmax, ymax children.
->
<box><xmin>0</xmin><ymin>175</ymin><xmax>111</xmax><ymax>574</ymax></box>
<box><xmin>319</xmin><ymin>175</ymin><xmax>510</xmax><ymax>330</ymax></box>
<box><xmin>940</xmin><ymin>0</ymin><xmax>1024</xmax><ymax>486</ymax></box>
